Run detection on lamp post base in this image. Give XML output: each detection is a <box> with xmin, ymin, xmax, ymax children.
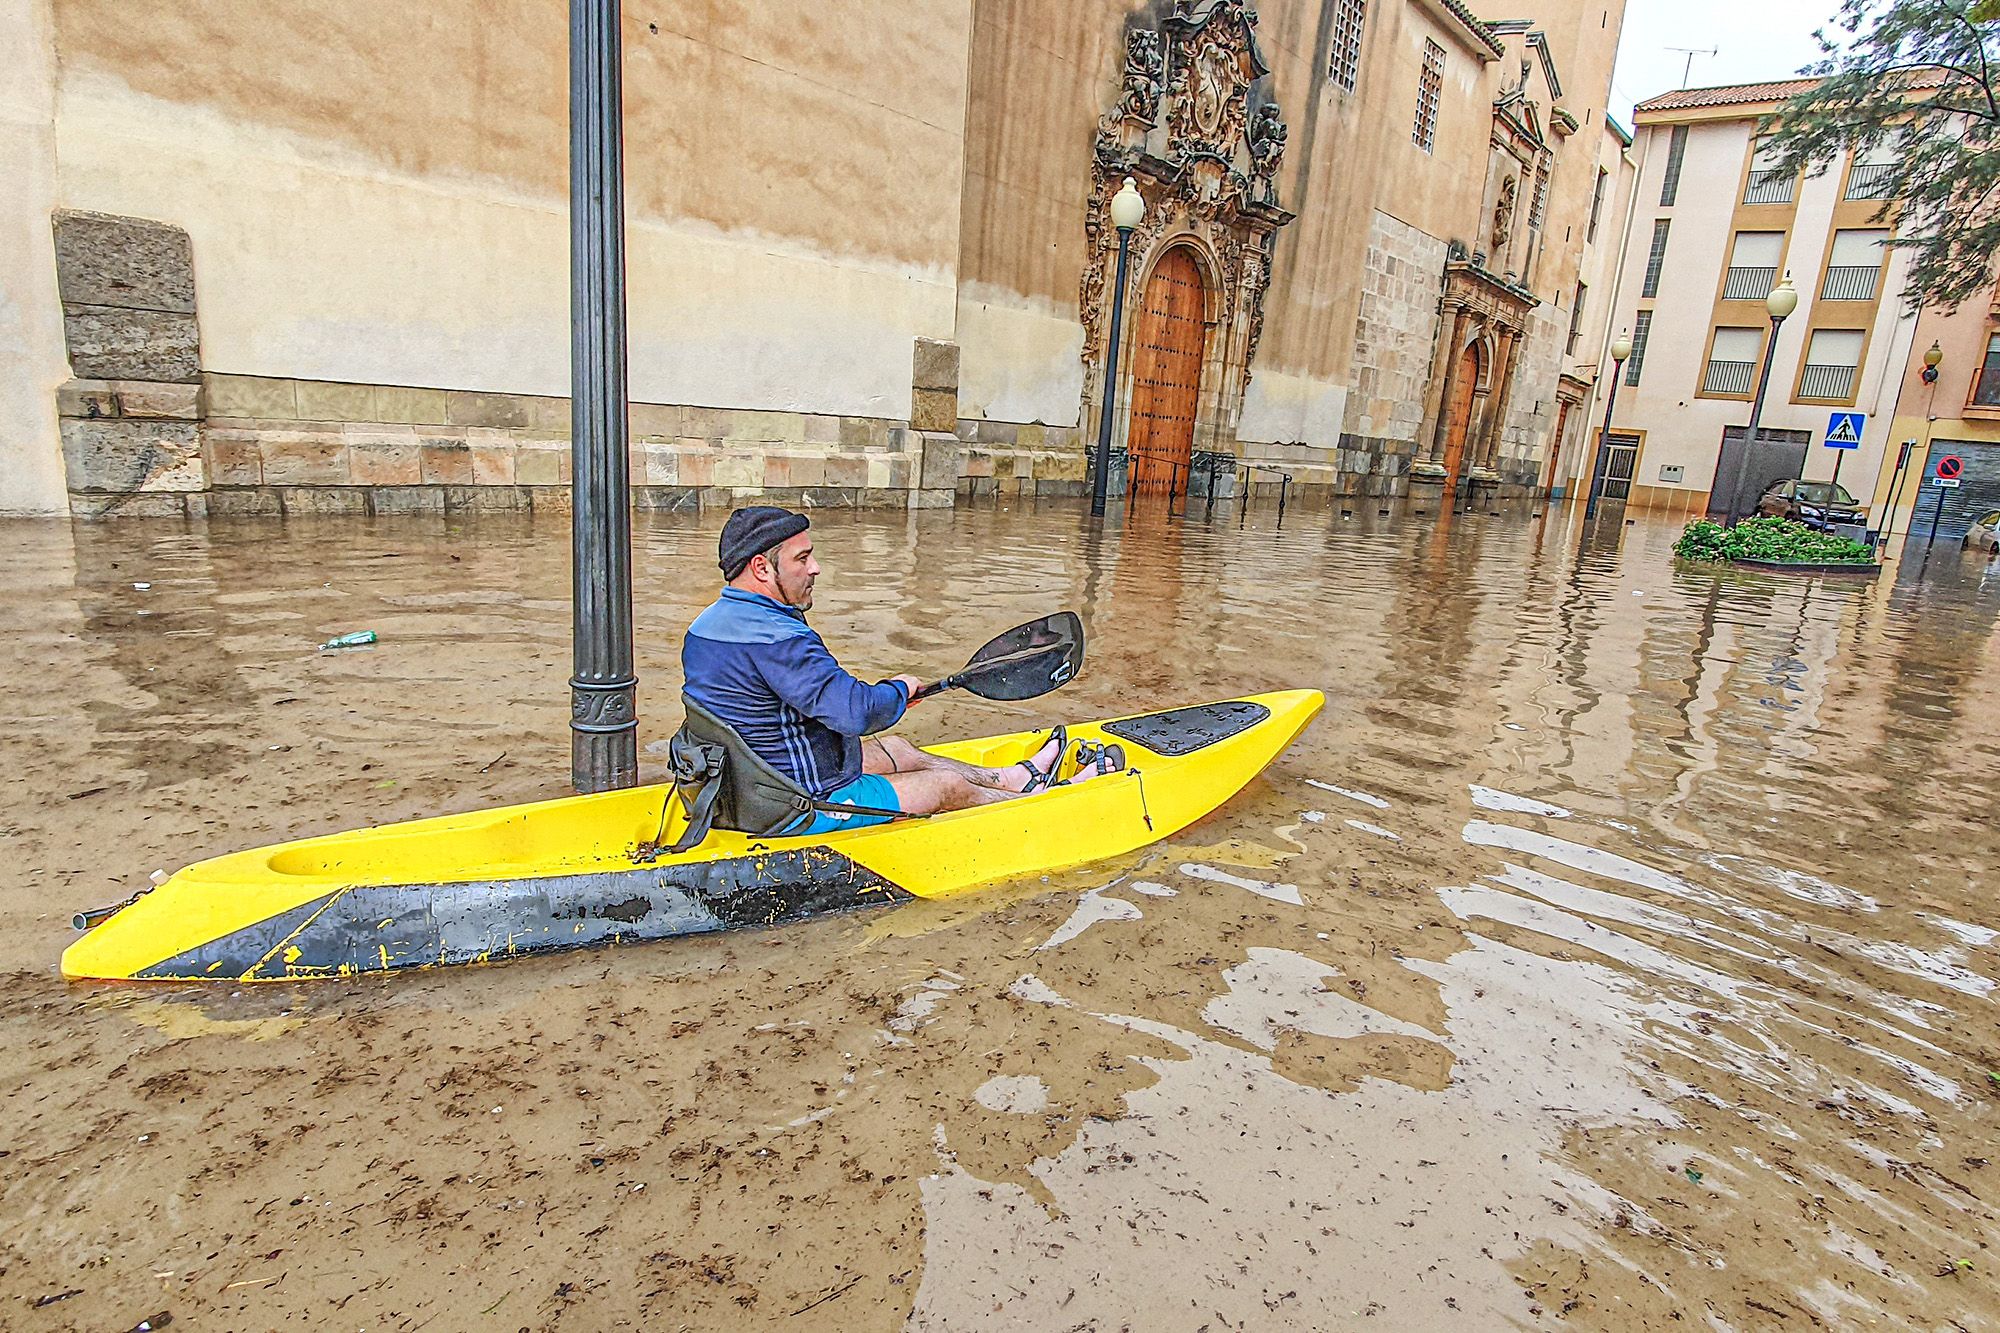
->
<box><xmin>570</xmin><ymin>676</ymin><xmax>638</xmax><ymax>793</ymax></box>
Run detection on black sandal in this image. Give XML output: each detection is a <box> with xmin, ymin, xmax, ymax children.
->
<box><xmin>1015</xmin><ymin>726</ymin><xmax>1067</xmax><ymax>793</ymax></box>
<box><xmin>1064</xmin><ymin>740</ymin><xmax>1126</xmax><ymax>781</ymax></box>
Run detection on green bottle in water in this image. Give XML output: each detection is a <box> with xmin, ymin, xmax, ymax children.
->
<box><xmin>319</xmin><ymin>630</ymin><xmax>378</xmax><ymax>651</ymax></box>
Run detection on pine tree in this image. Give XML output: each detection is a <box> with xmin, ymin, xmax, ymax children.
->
<box><xmin>1762</xmin><ymin>0</ymin><xmax>2000</xmax><ymax>309</ymax></box>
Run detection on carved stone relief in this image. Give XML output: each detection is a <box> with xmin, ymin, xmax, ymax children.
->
<box><xmin>1101</xmin><ymin>29</ymin><xmax>1165</xmax><ymax>134</ymax></box>
<box><xmin>1490</xmin><ymin>176</ymin><xmax>1517</xmax><ymax>256</ymax></box>
<box><xmin>1079</xmin><ymin>0</ymin><xmax>1296</xmax><ymax>432</ymax></box>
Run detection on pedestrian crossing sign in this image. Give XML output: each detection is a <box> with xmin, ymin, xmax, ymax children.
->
<box><xmin>1824</xmin><ymin>411</ymin><xmax>1864</xmax><ymax>448</ymax></box>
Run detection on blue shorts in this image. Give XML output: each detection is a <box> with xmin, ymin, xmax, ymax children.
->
<box><xmin>785</xmin><ymin>772</ymin><xmax>901</xmax><ymax>836</ymax></box>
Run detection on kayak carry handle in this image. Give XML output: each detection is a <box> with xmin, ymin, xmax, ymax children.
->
<box><xmin>73</xmin><ymin>887</ymin><xmax>149</xmax><ymax>932</ymax></box>
<box><xmin>74</xmin><ymin>903</ymin><xmax>122</xmax><ymax>931</ymax></box>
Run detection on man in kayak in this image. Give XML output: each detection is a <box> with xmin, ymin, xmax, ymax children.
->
<box><xmin>683</xmin><ymin>507</ymin><xmax>1107</xmax><ymax>834</ymax></box>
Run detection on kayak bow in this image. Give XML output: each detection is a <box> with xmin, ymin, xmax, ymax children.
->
<box><xmin>62</xmin><ymin>689</ymin><xmax>1323</xmax><ymax>982</ymax></box>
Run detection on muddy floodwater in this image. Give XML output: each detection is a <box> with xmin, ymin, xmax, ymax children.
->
<box><xmin>2</xmin><ymin>499</ymin><xmax>1997</xmax><ymax>1331</ymax></box>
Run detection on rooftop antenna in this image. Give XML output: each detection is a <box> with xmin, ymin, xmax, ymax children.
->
<box><xmin>1667</xmin><ymin>45</ymin><xmax>1719</xmax><ymax>88</ymax></box>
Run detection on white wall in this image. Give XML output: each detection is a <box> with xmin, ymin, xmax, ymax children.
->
<box><xmin>954</xmin><ymin>283</ymin><xmax>1084</xmax><ymax>427</ymax></box>
<box><xmin>0</xmin><ymin>0</ymin><xmax>69</xmax><ymax>513</ymax></box>
<box><xmin>53</xmin><ymin>75</ymin><xmax>957</xmax><ymax>422</ymax></box>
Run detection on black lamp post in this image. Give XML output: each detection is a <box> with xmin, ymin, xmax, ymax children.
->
<box><xmin>1723</xmin><ymin>273</ymin><xmax>1799</xmax><ymax>528</ymax></box>
<box><xmin>568</xmin><ymin>0</ymin><xmax>638</xmax><ymax>793</ymax></box>
<box><xmin>1583</xmin><ymin>328</ymin><xmax>1633</xmax><ymax>521</ymax></box>
<box><xmin>1090</xmin><ymin>176</ymin><xmax>1147</xmax><ymax>517</ymax></box>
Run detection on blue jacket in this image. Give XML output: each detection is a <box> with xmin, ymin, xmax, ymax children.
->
<box><xmin>682</xmin><ymin>588</ymin><xmax>909</xmax><ymax>797</ymax></box>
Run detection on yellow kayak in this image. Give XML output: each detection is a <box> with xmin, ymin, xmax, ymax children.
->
<box><xmin>62</xmin><ymin>689</ymin><xmax>1323</xmax><ymax>982</ymax></box>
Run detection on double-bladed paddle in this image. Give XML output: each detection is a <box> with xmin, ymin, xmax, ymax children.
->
<box><xmin>909</xmin><ymin>611</ymin><xmax>1085</xmax><ymax>702</ymax></box>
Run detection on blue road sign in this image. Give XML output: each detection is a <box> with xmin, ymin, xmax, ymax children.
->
<box><xmin>1824</xmin><ymin>411</ymin><xmax>1865</xmax><ymax>449</ymax></box>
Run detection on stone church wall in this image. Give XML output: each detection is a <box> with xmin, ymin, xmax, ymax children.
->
<box><xmin>5</xmin><ymin>0</ymin><xmax>1626</xmax><ymax>517</ymax></box>
<box><xmin>1494</xmin><ymin>302</ymin><xmax>1569</xmax><ymax>493</ymax></box>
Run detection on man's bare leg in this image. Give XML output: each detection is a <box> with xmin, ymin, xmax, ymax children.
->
<box><xmin>864</xmin><ymin>734</ymin><xmax>1058</xmax><ymax>794</ymax></box>
<box><xmin>879</xmin><ymin>768</ymin><xmax>1017</xmax><ymax>815</ymax></box>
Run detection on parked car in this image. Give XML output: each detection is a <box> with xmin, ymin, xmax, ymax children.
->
<box><xmin>1756</xmin><ymin>479</ymin><xmax>1869</xmax><ymax>531</ymax></box>
<box><xmin>1966</xmin><ymin>509</ymin><xmax>2000</xmax><ymax>552</ymax></box>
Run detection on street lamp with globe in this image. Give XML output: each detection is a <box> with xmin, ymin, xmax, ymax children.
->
<box><xmin>1723</xmin><ymin>273</ymin><xmax>1799</xmax><ymax>528</ymax></box>
<box><xmin>1090</xmin><ymin>177</ymin><xmax>1147</xmax><ymax>517</ymax></box>
<box><xmin>1582</xmin><ymin>329</ymin><xmax>1634</xmax><ymax>521</ymax></box>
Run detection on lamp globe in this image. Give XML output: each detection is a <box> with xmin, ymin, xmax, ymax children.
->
<box><xmin>1766</xmin><ymin>274</ymin><xmax>1799</xmax><ymax>320</ymax></box>
<box><xmin>1109</xmin><ymin>177</ymin><xmax>1146</xmax><ymax>231</ymax></box>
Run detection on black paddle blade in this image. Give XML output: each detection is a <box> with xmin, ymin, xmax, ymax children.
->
<box><xmin>958</xmin><ymin>611</ymin><xmax>1084</xmax><ymax>701</ymax></box>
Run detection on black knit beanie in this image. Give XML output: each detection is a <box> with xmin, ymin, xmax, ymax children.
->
<box><xmin>718</xmin><ymin>506</ymin><xmax>810</xmax><ymax>580</ymax></box>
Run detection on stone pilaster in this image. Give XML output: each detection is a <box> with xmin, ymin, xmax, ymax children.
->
<box><xmin>1415</xmin><ymin>307</ymin><xmax>1472</xmax><ymax>477</ymax></box>
<box><xmin>53</xmin><ymin>211</ymin><xmax>208</xmax><ymax>511</ymax></box>
<box><xmin>911</xmin><ymin>337</ymin><xmax>960</xmax><ymax>435</ymax></box>
<box><xmin>1473</xmin><ymin>329</ymin><xmax>1519</xmax><ymax>477</ymax></box>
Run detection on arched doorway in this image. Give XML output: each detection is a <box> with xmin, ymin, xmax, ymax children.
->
<box><xmin>1127</xmin><ymin>247</ymin><xmax>1207</xmax><ymax>498</ymax></box>
<box><xmin>1440</xmin><ymin>339</ymin><xmax>1483</xmax><ymax>487</ymax></box>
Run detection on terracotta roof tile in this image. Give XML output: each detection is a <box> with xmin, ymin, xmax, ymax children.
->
<box><xmin>1635</xmin><ymin>79</ymin><xmax>1819</xmax><ymax>113</ymax></box>
<box><xmin>1441</xmin><ymin>0</ymin><xmax>1506</xmax><ymax>59</ymax></box>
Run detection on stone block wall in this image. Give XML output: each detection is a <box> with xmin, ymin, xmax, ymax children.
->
<box><xmin>1230</xmin><ymin>433</ymin><xmax>1417</xmax><ymax>502</ymax></box>
<box><xmin>1349</xmin><ymin>212</ymin><xmax>1449</xmax><ymax>450</ymax></box>
<box><xmin>951</xmin><ymin>418</ymin><xmax>1091</xmax><ymax>500</ymax></box>
<box><xmin>54</xmin><ymin>275</ymin><xmax>989</xmax><ymax>514</ymax></box>
<box><xmin>1496</xmin><ymin>302</ymin><xmax>1567</xmax><ymax>496</ymax></box>
<box><xmin>53</xmin><ymin>211</ymin><xmax>209</xmax><ymax>515</ymax></box>
<box><xmin>193</xmin><ymin>374</ymin><xmax>939</xmax><ymax>518</ymax></box>
<box><xmin>1203</xmin><ymin>211</ymin><xmax>1443</xmax><ymax>503</ymax></box>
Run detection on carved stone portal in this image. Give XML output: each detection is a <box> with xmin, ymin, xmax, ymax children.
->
<box><xmin>1080</xmin><ymin>0</ymin><xmax>1295</xmax><ymax>463</ymax></box>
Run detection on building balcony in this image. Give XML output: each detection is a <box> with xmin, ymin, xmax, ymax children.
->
<box><xmin>1845</xmin><ymin>161</ymin><xmax>1896</xmax><ymax>201</ymax></box>
<box><xmin>1702</xmin><ymin>359</ymin><xmax>1755</xmax><ymax>396</ymax></box>
<box><xmin>1743</xmin><ymin>171</ymin><xmax>1796</xmax><ymax>205</ymax></box>
<box><xmin>1722</xmin><ymin>265</ymin><xmax>1778</xmax><ymax>301</ymax></box>
<box><xmin>1798</xmin><ymin>363</ymin><xmax>1857</xmax><ymax>401</ymax></box>
<box><xmin>1820</xmin><ymin>265</ymin><xmax>1881</xmax><ymax>301</ymax></box>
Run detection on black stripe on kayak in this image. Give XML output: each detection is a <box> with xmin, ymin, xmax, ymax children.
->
<box><xmin>133</xmin><ymin>845</ymin><xmax>910</xmax><ymax>980</ymax></box>
<box><xmin>1102</xmin><ymin>699</ymin><xmax>1271</xmax><ymax>758</ymax></box>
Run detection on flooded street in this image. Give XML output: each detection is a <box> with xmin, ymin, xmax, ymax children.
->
<box><xmin>2</xmin><ymin>499</ymin><xmax>1997</xmax><ymax>1330</ymax></box>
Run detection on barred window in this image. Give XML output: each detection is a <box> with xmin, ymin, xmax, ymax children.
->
<box><xmin>1641</xmin><ymin>219</ymin><xmax>1670</xmax><ymax>299</ymax></box>
<box><xmin>1799</xmin><ymin>329</ymin><xmax>1864</xmax><ymax>402</ymax></box>
<box><xmin>1660</xmin><ymin>124</ymin><xmax>1688</xmax><ymax>206</ymax></box>
<box><xmin>1821</xmin><ymin>229</ymin><xmax>1888</xmax><ymax>300</ymax></box>
<box><xmin>1744</xmin><ymin>136</ymin><xmax>1795</xmax><ymax>205</ymax></box>
<box><xmin>1845</xmin><ymin>141</ymin><xmax>1898</xmax><ymax>201</ymax></box>
<box><xmin>1973</xmin><ymin>334</ymin><xmax>2000</xmax><ymax>407</ymax></box>
<box><xmin>1723</xmin><ymin>231</ymin><xmax>1783</xmax><ymax>301</ymax></box>
<box><xmin>1704</xmin><ymin>326</ymin><xmax>1763</xmax><ymax>396</ymax></box>
<box><xmin>1625</xmin><ymin>311</ymin><xmax>1653</xmax><ymax>387</ymax></box>
<box><xmin>1414</xmin><ymin>40</ymin><xmax>1444</xmax><ymax>153</ymax></box>
<box><xmin>1328</xmin><ymin>0</ymin><xmax>1367</xmax><ymax>93</ymax></box>
<box><xmin>1530</xmin><ymin>166</ymin><xmax>1549</xmax><ymax>229</ymax></box>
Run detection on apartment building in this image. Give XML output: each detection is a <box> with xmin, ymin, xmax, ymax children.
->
<box><xmin>1884</xmin><ymin>291</ymin><xmax>2000</xmax><ymax>545</ymax></box>
<box><xmin>1595</xmin><ymin>80</ymin><xmax>1919</xmax><ymax>518</ymax></box>
<box><xmin>1545</xmin><ymin>111</ymin><xmax>1637</xmax><ymax>497</ymax></box>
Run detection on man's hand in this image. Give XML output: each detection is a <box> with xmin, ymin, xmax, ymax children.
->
<box><xmin>889</xmin><ymin>674</ymin><xmax>927</xmax><ymax>704</ymax></box>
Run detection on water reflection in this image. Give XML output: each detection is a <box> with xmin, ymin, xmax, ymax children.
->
<box><xmin>0</xmin><ymin>500</ymin><xmax>1996</xmax><ymax>1328</ymax></box>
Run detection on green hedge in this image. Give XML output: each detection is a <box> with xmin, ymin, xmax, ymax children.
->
<box><xmin>1673</xmin><ymin>517</ymin><xmax>1876</xmax><ymax>566</ymax></box>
